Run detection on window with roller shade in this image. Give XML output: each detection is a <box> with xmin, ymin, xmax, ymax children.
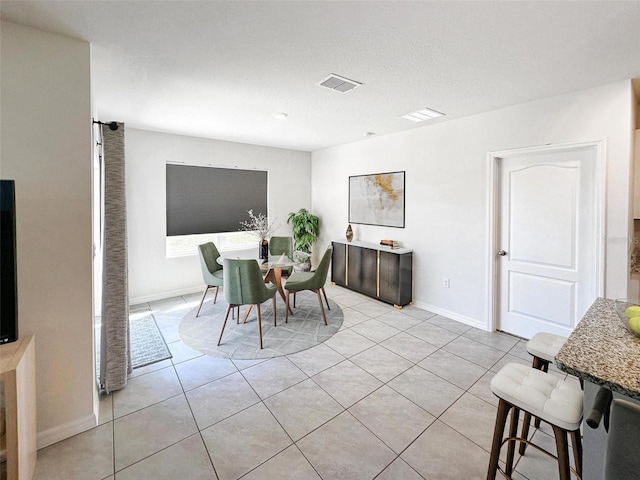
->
<box><xmin>166</xmin><ymin>164</ymin><xmax>268</xmax><ymax>256</ymax></box>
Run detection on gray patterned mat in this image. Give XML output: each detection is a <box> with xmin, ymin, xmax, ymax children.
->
<box><xmin>178</xmin><ymin>291</ymin><xmax>344</xmax><ymax>359</ymax></box>
<box><xmin>130</xmin><ymin>314</ymin><xmax>172</xmax><ymax>368</ymax></box>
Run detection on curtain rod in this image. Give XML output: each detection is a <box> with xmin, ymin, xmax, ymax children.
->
<box><xmin>92</xmin><ymin>119</ymin><xmax>119</xmax><ymax>131</ymax></box>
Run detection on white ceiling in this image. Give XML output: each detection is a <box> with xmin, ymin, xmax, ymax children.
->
<box><xmin>2</xmin><ymin>1</ymin><xmax>640</xmax><ymax>152</ymax></box>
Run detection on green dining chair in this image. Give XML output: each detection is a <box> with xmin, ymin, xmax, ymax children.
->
<box><xmin>218</xmin><ymin>258</ymin><xmax>277</xmax><ymax>349</ymax></box>
<box><xmin>196</xmin><ymin>242</ymin><xmax>224</xmax><ymax>317</ymax></box>
<box><xmin>269</xmin><ymin>236</ymin><xmax>294</xmax><ymax>276</ymax></box>
<box><xmin>284</xmin><ymin>246</ymin><xmax>332</xmax><ymax>325</ymax></box>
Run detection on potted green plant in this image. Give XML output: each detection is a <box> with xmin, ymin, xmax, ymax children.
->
<box><xmin>287</xmin><ymin>209</ymin><xmax>319</xmax><ymax>270</ymax></box>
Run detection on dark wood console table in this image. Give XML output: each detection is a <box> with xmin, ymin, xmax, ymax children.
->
<box><xmin>331</xmin><ymin>240</ymin><xmax>412</xmax><ymax>308</ymax></box>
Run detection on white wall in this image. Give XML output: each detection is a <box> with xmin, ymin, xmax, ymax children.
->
<box><xmin>312</xmin><ymin>80</ymin><xmax>635</xmax><ymax>329</ymax></box>
<box><xmin>1</xmin><ymin>22</ymin><xmax>95</xmax><ymax>445</ymax></box>
<box><xmin>126</xmin><ymin>129</ymin><xmax>312</xmax><ymax>303</ymax></box>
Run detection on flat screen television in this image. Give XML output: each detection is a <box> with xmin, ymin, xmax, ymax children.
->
<box><xmin>0</xmin><ymin>179</ymin><xmax>18</xmax><ymax>344</ymax></box>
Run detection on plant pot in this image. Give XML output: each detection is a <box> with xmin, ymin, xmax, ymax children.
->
<box><xmin>294</xmin><ymin>260</ymin><xmax>312</xmax><ymax>272</ymax></box>
<box><xmin>292</xmin><ymin>250</ymin><xmax>312</xmax><ymax>272</ymax></box>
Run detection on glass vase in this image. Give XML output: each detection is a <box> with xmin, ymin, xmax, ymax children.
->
<box><xmin>259</xmin><ymin>239</ymin><xmax>269</xmax><ymax>259</ymax></box>
<box><xmin>346</xmin><ymin>224</ymin><xmax>354</xmax><ymax>242</ymax></box>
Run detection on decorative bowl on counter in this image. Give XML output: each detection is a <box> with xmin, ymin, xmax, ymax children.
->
<box><xmin>614</xmin><ymin>298</ymin><xmax>640</xmax><ymax>337</ymax></box>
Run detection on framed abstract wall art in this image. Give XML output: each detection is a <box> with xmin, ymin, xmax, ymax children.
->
<box><xmin>349</xmin><ymin>171</ymin><xmax>405</xmax><ymax>228</ymax></box>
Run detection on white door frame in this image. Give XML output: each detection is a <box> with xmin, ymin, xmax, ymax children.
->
<box><xmin>486</xmin><ymin>141</ymin><xmax>606</xmax><ymax>333</ymax></box>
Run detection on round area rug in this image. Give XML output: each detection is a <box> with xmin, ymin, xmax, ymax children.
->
<box><xmin>178</xmin><ymin>291</ymin><xmax>344</xmax><ymax>359</ymax></box>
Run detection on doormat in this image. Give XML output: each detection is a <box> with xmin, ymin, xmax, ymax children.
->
<box><xmin>130</xmin><ymin>314</ymin><xmax>172</xmax><ymax>369</ymax></box>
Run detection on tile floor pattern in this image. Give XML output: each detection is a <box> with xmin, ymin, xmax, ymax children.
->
<box><xmin>31</xmin><ymin>285</ymin><xmax>582</xmax><ymax>480</ymax></box>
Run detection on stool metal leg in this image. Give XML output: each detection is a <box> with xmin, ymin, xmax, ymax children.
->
<box><xmin>552</xmin><ymin>425</ymin><xmax>571</xmax><ymax>480</ymax></box>
<box><xmin>487</xmin><ymin>398</ymin><xmax>511</xmax><ymax>480</ymax></box>
<box><xmin>534</xmin><ymin>360</ymin><xmax>550</xmax><ymax>429</ymax></box>
<box><xmin>533</xmin><ymin>358</ymin><xmax>549</xmax><ymax>429</ymax></box>
<box><xmin>570</xmin><ymin>429</ymin><xmax>583</xmax><ymax>478</ymax></box>
<box><xmin>520</xmin><ymin>356</ymin><xmax>549</xmax><ymax>454</ymax></box>
<box><xmin>519</xmin><ymin>411</ymin><xmax>533</xmax><ymax>455</ymax></box>
<box><xmin>505</xmin><ymin>406</ymin><xmax>521</xmax><ymax>476</ymax></box>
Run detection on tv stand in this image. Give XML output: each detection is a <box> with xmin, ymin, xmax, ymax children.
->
<box><xmin>1</xmin><ymin>335</ymin><xmax>36</xmax><ymax>480</ymax></box>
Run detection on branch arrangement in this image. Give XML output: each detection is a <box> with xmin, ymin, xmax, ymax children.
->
<box><xmin>239</xmin><ymin>210</ymin><xmax>278</xmax><ymax>241</ymax></box>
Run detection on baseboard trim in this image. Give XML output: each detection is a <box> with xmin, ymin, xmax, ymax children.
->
<box><xmin>130</xmin><ymin>285</ymin><xmax>203</xmax><ymax>305</ymax></box>
<box><xmin>37</xmin><ymin>414</ymin><xmax>97</xmax><ymax>449</ymax></box>
<box><xmin>412</xmin><ymin>301</ymin><xmax>488</xmax><ymax>331</ymax></box>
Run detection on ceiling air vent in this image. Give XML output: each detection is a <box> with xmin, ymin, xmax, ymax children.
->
<box><xmin>317</xmin><ymin>74</ymin><xmax>362</xmax><ymax>94</ymax></box>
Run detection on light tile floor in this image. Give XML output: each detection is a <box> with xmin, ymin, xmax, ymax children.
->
<box><xmin>31</xmin><ymin>284</ymin><xmax>581</xmax><ymax>480</ymax></box>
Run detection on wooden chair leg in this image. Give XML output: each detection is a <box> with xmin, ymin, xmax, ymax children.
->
<box><xmin>213</xmin><ymin>285</ymin><xmax>219</xmax><ymax>303</ymax></box>
<box><xmin>293</xmin><ymin>291</ymin><xmax>297</xmax><ymax>308</ymax></box>
<box><xmin>552</xmin><ymin>425</ymin><xmax>571</xmax><ymax>480</ymax></box>
<box><xmin>315</xmin><ymin>289</ymin><xmax>327</xmax><ymax>325</ymax></box>
<box><xmin>570</xmin><ymin>429</ymin><xmax>583</xmax><ymax>478</ymax></box>
<box><xmin>256</xmin><ymin>304</ymin><xmax>263</xmax><ymax>349</ymax></box>
<box><xmin>321</xmin><ymin>287</ymin><xmax>330</xmax><ymax>310</ymax></box>
<box><xmin>488</xmin><ymin>398</ymin><xmax>511</xmax><ymax>480</ymax></box>
<box><xmin>242</xmin><ymin>305</ymin><xmax>252</xmax><ymax>324</ymax></box>
<box><xmin>505</xmin><ymin>406</ymin><xmax>520</xmax><ymax>476</ymax></box>
<box><xmin>217</xmin><ymin>304</ymin><xmax>233</xmax><ymax>345</ymax></box>
<box><xmin>196</xmin><ymin>286</ymin><xmax>210</xmax><ymax>317</ymax></box>
<box><xmin>273</xmin><ymin>295</ymin><xmax>277</xmax><ymax>327</ymax></box>
<box><xmin>285</xmin><ymin>291</ymin><xmax>291</xmax><ymax>323</ymax></box>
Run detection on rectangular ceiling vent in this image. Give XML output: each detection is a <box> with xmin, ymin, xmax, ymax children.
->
<box><xmin>399</xmin><ymin>107</ymin><xmax>445</xmax><ymax>122</ymax></box>
<box><xmin>317</xmin><ymin>74</ymin><xmax>362</xmax><ymax>94</ymax></box>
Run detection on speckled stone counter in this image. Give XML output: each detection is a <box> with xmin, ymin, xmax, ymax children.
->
<box><xmin>555</xmin><ymin>297</ymin><xmax>640</xmax><ymax>400</ymax></box>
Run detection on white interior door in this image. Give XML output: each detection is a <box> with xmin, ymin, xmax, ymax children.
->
<box><xmin>497</xmin><ymin>145</ymin><xmax>599</xmax><ymax>339</ymax></box>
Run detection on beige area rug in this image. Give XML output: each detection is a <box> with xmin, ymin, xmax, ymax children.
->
<box><xmin>178</xmin><ymin>291</ymin><xmax>344</xmax><ymax>359</ymax></box>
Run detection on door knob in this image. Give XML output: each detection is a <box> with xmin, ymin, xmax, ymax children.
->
<box><xmin>498</xmin><ymin>250</ymin><xmax>507</xmax><ymax>256</ymax></box>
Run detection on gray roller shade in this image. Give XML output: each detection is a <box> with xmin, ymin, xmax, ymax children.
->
<box><xmin>166</xmin><ymin>165</ymin><xmax>268</xmax><ymax>236</ymax></box>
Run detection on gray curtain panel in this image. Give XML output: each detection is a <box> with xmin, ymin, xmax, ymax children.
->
<box><xmin>99</xmin><ymin>122</ymin><xmax>131</xmax><ymax>392</ymax></box>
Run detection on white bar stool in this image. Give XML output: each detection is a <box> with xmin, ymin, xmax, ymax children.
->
<box><xmin>527</xmin><ymin>332</ymin><xmax>567</xmax><ymax>371</ymax></box>
<box><xmin>488</xmin><ymin>363</ymin><xmax>583</xmax><ymax>480</ymax></box>
<box><xmin>520</xmin><ymin>332</ymin><xmax>570</xmax><ymax>451</ymax></box>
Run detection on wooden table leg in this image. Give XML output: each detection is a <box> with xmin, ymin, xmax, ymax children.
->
<box><xmin>263</xmin><ymin>267</ymin><xmax>293</xmax><ymax>315</ymax></box>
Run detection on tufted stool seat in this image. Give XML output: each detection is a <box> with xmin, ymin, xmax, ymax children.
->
<box><xmin>527</xmin><ymin>332</ymin><xmax>567</xmax><ymax>365</ymax></box>
<box><xmin>488</xmin><ymin>363</ymin><xmax>583</xmax><ymax>480</ymax></box>
<box><xmin>521</xmin><ymin>332</ymin><xmax>579</xmax><ymax>453</ymax></box>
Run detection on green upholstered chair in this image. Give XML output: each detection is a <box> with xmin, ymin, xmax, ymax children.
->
<box><xmin>269</xmin><ymin>236</ymin><xmax>294</xmax><ymax>275</ymax></box>
<box><xmin>218</xmin><ymin>258</ymin><xmax>277</xmax><ymax>349</ymax></box>
<box><xmin>284</xmin><ymin>246</ymin><xmax>332</xmax><ymax>325</ymax></box>
<box><xmin>196</xmin><ymin>242</ymin><xmax>224</xmax><ymax>317</ymax></box>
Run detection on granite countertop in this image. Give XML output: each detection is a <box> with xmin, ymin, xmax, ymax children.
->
<box><xmin>555</xmin><ymin>297</ymin><xmax>640</xmax><ymax>400</ymax></box>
